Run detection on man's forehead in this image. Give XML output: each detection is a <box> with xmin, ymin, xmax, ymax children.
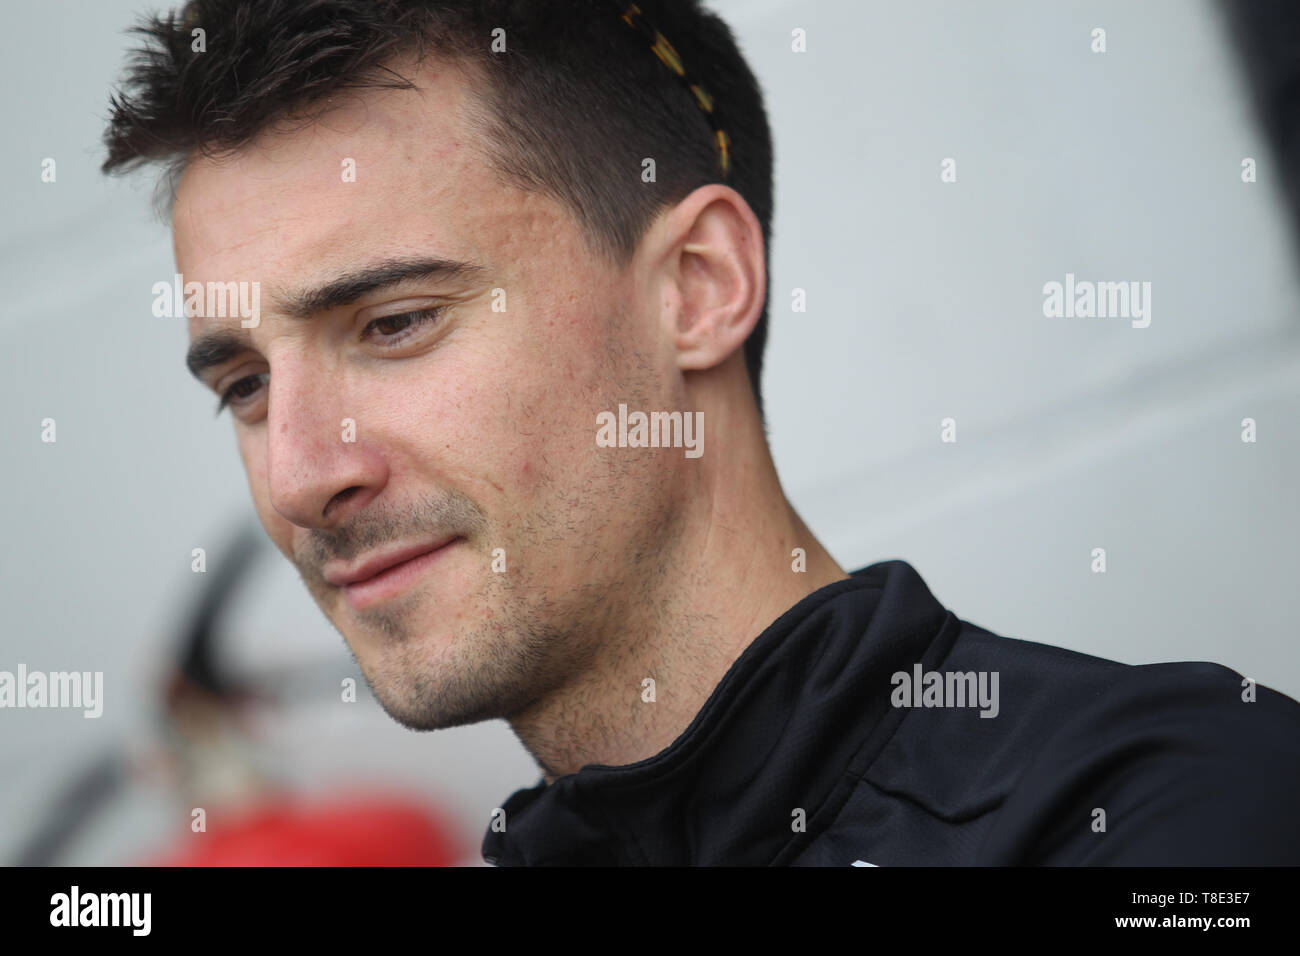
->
<box><xmin>172</xmin><ymin>58</ymin><xmax>481</xmax><ymax>256</ymax></box>
<box><xmin>178</xmin><ymin>126</ymin><xmax>462</xmax><ymax>205</ymax></box>
<box><xmin>170</xmin><ymin>65</ymin><xmax>506</xmax><ymax>318</ymax></box>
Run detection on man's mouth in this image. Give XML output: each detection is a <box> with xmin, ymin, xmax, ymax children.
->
<box><xmin>322</xmin><ymin>537</ymin><xmax>461</xmax><ymax>611</ymax></box>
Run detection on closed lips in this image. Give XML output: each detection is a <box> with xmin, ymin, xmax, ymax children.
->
<box><xmin>323</xmin><ymin>538</ymin><xmax>456</xmax><ymax>587</ymax></box>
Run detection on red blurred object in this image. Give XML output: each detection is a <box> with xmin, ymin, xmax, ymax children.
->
<box><xmin>140</xmin><ymin>794</ymin><xmax>464</xmax><ymax>866</ymax></box>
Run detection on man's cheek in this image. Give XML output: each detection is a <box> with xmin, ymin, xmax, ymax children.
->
<box><xmin>502</xmin><ymin>396</ymin><xmax>573</xmax><ymax>499</ymax></box>
<box><xmin>510</xmin><ymin>453</ymin><xmax>553</xmax><ymax>503</ymax></box>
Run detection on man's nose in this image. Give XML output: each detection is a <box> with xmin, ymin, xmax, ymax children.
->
<box><xmin>263</xmin><ymin>361</ymin><xmax>388</xmax><ymax>529</ymax></box>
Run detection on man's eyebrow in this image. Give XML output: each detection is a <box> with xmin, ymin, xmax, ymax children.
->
<box><xmin>187</xmin><ymin>329</ymin><xmax>249</xmax><ymax>382</ymax></box>
<box><xmin>185</xmin><ymin>256</ymin><xmax>485</xmax><ymax>382</ymax></box>
<box><xmin>274</xmin><ymin>256</ymin><xmax>486</xmax><ymax>320</ymax></box>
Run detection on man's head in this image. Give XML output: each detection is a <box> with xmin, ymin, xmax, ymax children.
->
<box><xmin>104</xmin><ymin>0</ymin><xmax>774</xmax><ymax>733</ymax></box>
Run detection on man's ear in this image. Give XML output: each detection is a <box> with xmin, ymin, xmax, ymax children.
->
<box><xmin>660</xmin><ymin>184</ymin><xmax>765</xmax><ymax>374</ymax></box>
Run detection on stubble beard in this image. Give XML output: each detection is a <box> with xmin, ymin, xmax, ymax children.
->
<box><xmin>318</xmin><ymin>504</ymin><xmax>678</xmax><ymax>737</ymax></box>
<box><xmin>319</xmin><ymin>553</ymin><xmax>582</xmax><ymax>732</ymax></box>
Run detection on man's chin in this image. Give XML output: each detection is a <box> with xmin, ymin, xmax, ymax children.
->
<box><xmin>345</xmin><ymin>623</ymin><xmax>516</xmax><ymax>732</ymax></box>
<box><xmin>320</xmin><ymin>581</ymin><xmax>556</xmax><ymax>732</ymax></box>
<box><xmin>365</xmin><ymin>670</ymin><xmax>506</xmax><ymax>732</ymax></box>
<box><xmin>335</xmin><ymin>589</ymin><xmax>431</xmax><ymax>645</ymax></box>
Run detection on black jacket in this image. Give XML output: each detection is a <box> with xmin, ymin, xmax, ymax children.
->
<box><xmin>481</xmin><ymin>560</ymin><xmax>1300</xmax><ymax>865</ymax></box>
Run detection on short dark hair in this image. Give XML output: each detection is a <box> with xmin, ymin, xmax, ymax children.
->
<box><xmin>103</xmin><ymin>0</ymin><xmax>775</xmax><ymax>419</ymax></box>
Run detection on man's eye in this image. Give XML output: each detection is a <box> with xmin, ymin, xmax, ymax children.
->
<box><xmin>216</xmin><ymin>372</ymin><xmax>269</xmax><ymax>414</ymax></box>
<box><xmin>363</xmin><ymin>306</ymin><xmax>447</xmax><ymax>344</ymax></box>
<box><xmin>212</xmin><ymin>307</ymin><xmax>445</xmax><ymax>417</ymax></box>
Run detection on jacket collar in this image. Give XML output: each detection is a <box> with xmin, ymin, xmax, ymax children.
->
<box><xmin>481</xmin><ymin>560</ymin><xmax>954</xmax><ymax>865</ymax></box>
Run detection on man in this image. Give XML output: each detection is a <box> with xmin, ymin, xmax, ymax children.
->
<box><xmin>104</xmin><ymin>0</ymin><xmax>1300</xmax><ymax>865</ymax></box>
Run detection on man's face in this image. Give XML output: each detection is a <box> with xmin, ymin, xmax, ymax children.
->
<box><xmin>174</xmin><ymin>58</ymin><xmax>689</xmax><ymax>730</ymax></box>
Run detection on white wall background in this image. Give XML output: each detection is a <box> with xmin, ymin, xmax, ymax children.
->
<box><xmin>1</xmin><ymin>0</ymin><xmax>1296</xmax><ymax>864</ymax></box>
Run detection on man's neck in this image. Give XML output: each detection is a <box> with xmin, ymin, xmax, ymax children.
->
<box><xmin>507</xmin><ymin>399</ymin><xmax>849</xmax><ymax>783</ymax></box>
